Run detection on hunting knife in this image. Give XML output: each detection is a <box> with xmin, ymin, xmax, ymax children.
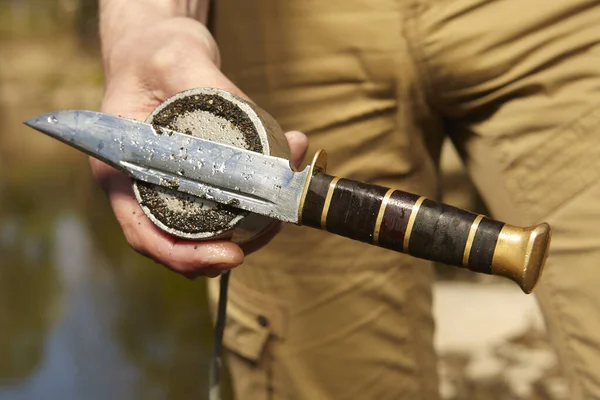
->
<box><xmin>24</xmin><ymin>110</ymin><xmax>551</xmax><ymax>294</ymax></box>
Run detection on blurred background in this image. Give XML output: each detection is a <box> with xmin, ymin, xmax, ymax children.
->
<box><xmin>0</xmin><ymin>1</ymin><xmax>568</xmax><ymax>399</ymax></box>
<box><xmin>0</xmin><ymin>1</ymin><xmax>218</xmax><ymax>399</ymax></box>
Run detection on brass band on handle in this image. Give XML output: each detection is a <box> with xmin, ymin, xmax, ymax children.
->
<box><xmin>463</xmin><ymin>214</ymin><xmax>485</xmax><ymax>266</ymax></box>
<box><xmin>403</xmin><ymin>196</ymin><xmax>425</xmax><ymax>253</ymax></box>
<box><xmin>321</xmin><ymin>177</ymin><xmax>341</xmax><ymax>229</ymax></box>
<box><xmin>373</xmin><ymin>189</ymin><xmax>395</xmax><ymax>245</ymax></box>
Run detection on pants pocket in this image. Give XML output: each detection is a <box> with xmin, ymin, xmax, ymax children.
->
<box><xmin>207</xmin><ymin>276</ymin><xmax>287</xmax><ymax>363</ymax></box>
<box><xmin>208</xmin><ymin>277</ymin><xmax>288</xmax><ymax>399</ymax></box>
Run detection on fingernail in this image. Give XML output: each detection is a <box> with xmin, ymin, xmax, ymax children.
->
<box><xmin>203</xmin><ymin>244</ymin><xmax>244</xmax><ymax>265</ymax></box>
<box><xmin>203</xmin><ymin>268</ymin><xmax>222</xmax><ymax>278</ymax></box>
<box><xmin>213</xmin><ymin>263</ymin><xmax>237</xmax><ymax>271</ymax></box>
<box><xmin>183</xmin><ymin>271</ymin><xmax>203</xmax><ymax>280</ymax></box>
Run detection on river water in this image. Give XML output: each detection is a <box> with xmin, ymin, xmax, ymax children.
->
<box><xmin>0</xmin><ymin>22</ymin><xmax>231</xmax><ymax>398</ymax></box>
<box><xmin>0</xmin><ymin>168</ymin><xmax>219</xmax><ymax>400</ymax></box>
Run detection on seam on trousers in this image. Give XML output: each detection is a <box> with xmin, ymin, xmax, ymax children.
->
<box><xmin>406</xmin><ymin>261</ymin><xmax>438</xmax><ymax>400</ymax></box>
<box><xmin>540</xmin><ymin>266</ymin><xmax>586</xmax><ymax>398</ymax></box>
<box><xmin>399</xmin><ymin>0</ymin><xmax>448</xmax><ymax>179</ymax></box>
<box><xmin>538</xmin><ymin>180</ymin><xmax>600</xmax><ymax>399</ymax></box>
<box><xmin>397</xmin><ymin>4</ymin><xmax>440</xmax><ymax>398</ymax></box>
<box><xmin>401</xmin><ymin>1</ymin><xmax>445</xmax><ymax>117</ymax></box>
<box><xmin>502</xmin><ymin>102</ymin><xmax>600</xmax><ymax>222</ymax></box>
<box><xmin>266</xmin><ymin>344</ymin><xmax>274</xmax><ymax>400</ymax></box>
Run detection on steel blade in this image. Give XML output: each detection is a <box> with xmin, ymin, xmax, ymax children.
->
<box><xmin>24</xmin><ymin>110</ymin><xmax>309</xmax><ymax>223</ymax></box>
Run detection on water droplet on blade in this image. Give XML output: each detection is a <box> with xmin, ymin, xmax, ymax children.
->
<box><xmin>48</xmin><ymin>116</ymin><xmax>58</xmax><ymax>124</ymax></box>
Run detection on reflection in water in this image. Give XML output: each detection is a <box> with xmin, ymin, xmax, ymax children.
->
<box><xmin>0</xmin><ymin>170</ymin><xmax>219</xmax><ymax>399</ymax></box>
<box><xmin>0</xmin><ymin>214</ymin><xmax>137</xmax><ymax>400</ymax></box>
<box><xmin>0</xmin><ymin>214</ymin><xmax>58</xmax><ymax>386</ymax></box>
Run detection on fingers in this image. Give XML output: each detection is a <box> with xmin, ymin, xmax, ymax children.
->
<box><xmin>239</xmin><ymin>220</ymin><xmax>283</xmax><ymax>256</ymax></box>
<box><xmin>285</xmin><ymin>131</ymin><xmax>309</xmax><ymax>171</ymax></box>
<box><xmin>96</xmin><ymin>41</ymin><xmax>252</xmax><ymax>278</ymax></box>
<box><xmin>92</xmin><ymin>69</ymin><xmax>247</xmax><ymax>278</ymax></box>
<box><xmin>90</xmin><ymin>157</ymin><xmax>244</xmax><ymax>278</ymax></box>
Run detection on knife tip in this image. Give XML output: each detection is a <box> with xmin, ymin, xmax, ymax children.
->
<box><xmin>23</xmin><ymin>112</ymin><xmax>62</xmax><ymax>133</ymax></box>
<box><xmin>23</xmin><ymin>116</ymin><xmax>38</xmax><ymax>129</ymax></box>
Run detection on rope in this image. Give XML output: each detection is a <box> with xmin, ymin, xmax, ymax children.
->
<box><xmin>209</xmin><ymin>270</ymin><xmax>230</xmax><ymax>400</ymax></box>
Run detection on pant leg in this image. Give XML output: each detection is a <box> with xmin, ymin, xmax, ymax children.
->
<box><xmin>210</xmin><ymin>1</ymin><xmax>444</xmax><ymax>399</ymax></box>
<box><xmin>408</xmin><ymin>0</ymin><xmax>600</xmax><ymax>397</ymax></box>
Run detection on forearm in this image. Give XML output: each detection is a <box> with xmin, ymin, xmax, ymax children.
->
<box><xmin>99</xmin><ymin>0</ymin><xmax>217</xmax><ymax>77</ymax></box>
<box><xmin>100</xmin><ymin>0</ymin><xmax>210</xmax><ymax>39</ymax></box>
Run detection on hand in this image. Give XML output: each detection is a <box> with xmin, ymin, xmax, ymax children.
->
<box><xmin>91</xmin><ymin>17</ymin><xmax>308</xmax><ymax>279</ymax></box>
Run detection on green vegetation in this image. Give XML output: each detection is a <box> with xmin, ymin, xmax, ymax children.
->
<box><xmin>0</xmin><ymin>0</ymin><xmax>98</xmax><ymax>47</ymax></box>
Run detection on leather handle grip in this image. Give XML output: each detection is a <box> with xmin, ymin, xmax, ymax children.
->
<box><xmin>299</xmin><ymin>165</ymin><xmax>551</xmax><ymax>294</ymax></box>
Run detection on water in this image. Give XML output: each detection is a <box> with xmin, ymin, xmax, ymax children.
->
<box><xmin>0</xmin><ymin>21</ymin><xmax>232</xmax><ymax>398</ymax></box>
<box><xmin>0</xmin><ymin>168</ymin><xmax>221</xmax><ymax>400</ymax></box>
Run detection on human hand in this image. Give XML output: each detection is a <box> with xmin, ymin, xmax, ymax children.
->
<box><xmin>91</xmin><ymin>17</ymin><xmax>308</xmax><ymax>278</ymax></box>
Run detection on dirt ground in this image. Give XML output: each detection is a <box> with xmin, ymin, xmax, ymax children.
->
<box><xmin>434</xmin><ymin>281</ymin><xmax>569</xmax><ymax>400</ymax></box>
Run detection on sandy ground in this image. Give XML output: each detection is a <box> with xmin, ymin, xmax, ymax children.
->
<box><xmin>434</xmin><ymin>281</ymin><xmax>569</xmax><ymax>400</ymax></box>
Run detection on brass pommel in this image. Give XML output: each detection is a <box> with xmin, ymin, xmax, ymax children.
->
<box><xmin>491</xmin><ymin>222</ymin><xmax>552</xmax><ymax>294</ymax></box>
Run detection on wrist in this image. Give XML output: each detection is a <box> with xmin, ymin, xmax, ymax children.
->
<box><xmin>102</xmin><ymin>17</ymin><xmax>221</xmax><ymax>81</ymax></box>
<box><xmin>100</xmin><ymin>0</ymin><xmax>177</xmax><ymax>56</ymax></box>
<box><xmin>100</xmin><ymin>0</ymin><xmax>214</xmax><ymax>70</ymax></box>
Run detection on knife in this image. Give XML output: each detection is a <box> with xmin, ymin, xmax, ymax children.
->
<box><xmin>24</xmin><ymin>110</ymin><xmax>551</xmax><ymax>293</ymax></box>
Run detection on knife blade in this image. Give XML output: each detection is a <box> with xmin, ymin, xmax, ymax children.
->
<box><xmin>25</xmin><ymin>110</ymin><xmax>306</xmax><ymax>223</ymax></box>
<box><xmin>24</xmin><ymin>110</ymin><xmax>551</xmax><ymax>293</ymax></box>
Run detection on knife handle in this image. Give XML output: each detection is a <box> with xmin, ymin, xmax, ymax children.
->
<box><xmin>299</xmin><ymin>160</ymin><xmax>551</xmax><ymax>294</ymax></box>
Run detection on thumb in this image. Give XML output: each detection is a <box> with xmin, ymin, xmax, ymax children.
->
<box><xmin>285</xmin><ymin>131</ymin><xmax>309</xmax><ymax>171</ymax></box>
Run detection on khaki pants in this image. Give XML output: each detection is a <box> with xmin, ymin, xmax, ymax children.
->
<box><xmin>208</xmin><ymin>0</ymin><xmax>600</xmax><ymax>398</ymax></box>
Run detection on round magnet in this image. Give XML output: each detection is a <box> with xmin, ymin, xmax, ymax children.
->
<box><xmin>132</xmin><ymin>88</ymin><xmax>290</xmax><ymax>243</ymax></box>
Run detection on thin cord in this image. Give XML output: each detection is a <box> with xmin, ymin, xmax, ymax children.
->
<box><xmin>209</xmin><ymin>270</ymin><xmax>230</xmax><ymax>400</ymax></box>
